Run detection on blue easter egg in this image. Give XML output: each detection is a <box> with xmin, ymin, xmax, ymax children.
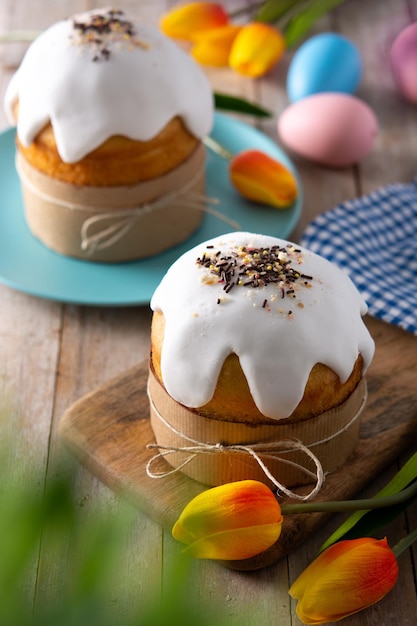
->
<box><xmin>287</xmin><ymin>33</ymin><xmax>362</xmax><ymax>102</ymax></box>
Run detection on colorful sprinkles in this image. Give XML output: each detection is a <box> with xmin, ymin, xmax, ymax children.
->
<box><xmin>70</xmin><ymin>8</ymin><xmax>148</xmax><ymax>61</ymax></box>
<box><xmin>196</xmin><ymin>243</ymin><xmax>313</xmax><ymax>316</ymax></box>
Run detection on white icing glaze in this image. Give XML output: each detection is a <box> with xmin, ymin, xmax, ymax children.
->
<box><xmin>150</xmin><ymin>231</ymin><xmax>375</xmax><ymax>420</ymax></box>
<box><xmin>4</xmin><ymin>8</ymin><xmax>213</xmax><ymax>163</ymax></box>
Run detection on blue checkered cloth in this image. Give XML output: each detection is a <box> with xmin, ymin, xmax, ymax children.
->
<box><xmin>301</xmin><ymin>179</ymin><xmax>417</xmax><ymax>335</ymax></box>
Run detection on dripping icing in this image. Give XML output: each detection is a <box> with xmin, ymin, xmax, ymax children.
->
<box><xmin>150</xmin><ymin>232</ymin><xmax>375</xmax><ymax>420</ymax></box>
<box><xmin>4</xmin><ymin>8</ymin><xmax>213</xmax><ymax>163</ymax></box>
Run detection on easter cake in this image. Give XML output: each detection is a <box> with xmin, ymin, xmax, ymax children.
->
<box><xmin>4</xmin><ymin>8</ymin><xmax>213</xmax><ymax>262</ymax></box>
<box><xmin>148</xmin><ymin>231</ymin><xmax>375</xmax><ymax>488</ymax></box>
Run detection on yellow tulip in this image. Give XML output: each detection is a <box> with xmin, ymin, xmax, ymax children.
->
<box><xmin>191</xmin><ymin>24</ymin><xmax>242</xmax><ymax>67</ymax></box>
<box><xmin>229</xmin><ymin>22</ymin><xmax>286</xmax><ymax>77</ymax></box>
<box><xmin>172</xmin><ymin>480</ymin><xmax>283</xmax><ymax>560</ymax></box>
<box><xmin>289</xmin><ymin>537</ymin><xmax>399</xmax><ymax>624</ymax></box>
<box><xmin>229</xmin><ymin>149</ymin><xmax>298</xmax><ymax>209</ymax></box>
<box><xmin>160</xmin><ymin>2</ymin><xmax>228</xmax><ymax>41</ymax></box>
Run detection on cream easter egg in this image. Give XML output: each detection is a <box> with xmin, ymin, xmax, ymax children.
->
<box><xmin>278</xmin><ymin>93</ymin><xmax>378</xmax><ymax>168</ymax></box>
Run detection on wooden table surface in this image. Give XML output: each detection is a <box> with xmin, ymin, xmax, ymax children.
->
<box><xmin>0</xmin><ymin>1</ymin><xmax>416</xmax><ymax>625</ymax></box>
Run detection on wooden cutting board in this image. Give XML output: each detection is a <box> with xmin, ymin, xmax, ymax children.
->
<box><xmin>59</xmin><ymin>316</ymin><xmax>417</xmax><ymax>570</ymax></box>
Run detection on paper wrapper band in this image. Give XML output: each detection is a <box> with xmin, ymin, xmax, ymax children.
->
<box><xmin>16</xmin><ymin>143</ymin><xmax>206</xmax><ymax>263</ymax></box>
<box><xmin>148</xmin><ymin>368</ymin><xmax>367</xmax><ymax>489</ymax></box>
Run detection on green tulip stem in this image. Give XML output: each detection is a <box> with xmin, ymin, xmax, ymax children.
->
<box><xmin>203</xmin><ymin>136</ymin><xmax>234</xmax><ymax>161</ymax></box>
<box><xmin>392</xmin><ymin>526</ymin><xmax>417</xmax><ymax>557</ymax></box>
<box><xmin>281</xmin><ymin>480</ymin><xmax>417</xmax><ymax>516</ymax></box>
<box><xmin>228</xmin><ymin>2</ymin><xmax>266</xmax><ymax>19</ymax></box>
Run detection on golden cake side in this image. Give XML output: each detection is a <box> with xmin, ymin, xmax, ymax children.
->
<box><xmin>151</xmin><ymin>310</ymin><xmax>364</xmax><ymax>424</ymax></box>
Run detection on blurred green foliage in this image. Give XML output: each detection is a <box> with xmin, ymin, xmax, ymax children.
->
<box><xmin>255</xmin><ymin>0</ymin><xmax>349</xmax><ymax>47</ymax></box>
<box><xmin>0</xmin><ymin>453</ymin><xmax>227</xmax><ymax>626</ymax></box>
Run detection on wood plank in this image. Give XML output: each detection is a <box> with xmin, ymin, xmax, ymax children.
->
<box><xmin>0</xmin><ymin>286</ymin><xmax>62</xmax><ymax>474</ymax></box>
<box><xmin>34</xmin><ymin>302</ymin><xmax>162</xmax><ymax>621</ymax></box>
<box><xmin>59</xmin><ymin>315</ymin><xmax>417</xmax><ymax>571</ymax></box>
<box><xmin>0</xmin><ymin>286</ymin><xmax>63</xmax><ymax>617</ymax></box>
<box><xmin>336</xmin><ymin>0</ymin><xmax>417</xmax><ymax>192</ymax></box>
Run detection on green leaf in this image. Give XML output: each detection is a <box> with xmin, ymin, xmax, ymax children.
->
<box><xmin>319</xmin><ymin>450</ymin><xmax>417</xmax><ymax>553</ymax></box>
<box><xmin>335</xmin><ymin>481</ymin><xmax>417</xmax><ymax>543</ymax></box>
<box><xmin>255</xmin><ymin>0</ymin><xmax>300</xmax><ymax>23</ymax></box>
<box><xmin>214</xmin><ymin>92</ymin><xmax>272</xmax><ymax>117</ymax></box>
<box><xmin>283</xmin><ymin>0</ymin><xmax>349</xmax><ymax>47</ymax></box>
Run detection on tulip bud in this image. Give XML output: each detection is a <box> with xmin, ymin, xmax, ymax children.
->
<box><xmin>229</xmin><ymin>149</ymin><xmax>298</xmax><ymax>209</ymax></box>
<box><xmin>229</xmin><ymin>23</ymin><xmax>286</xmax><ymax>78</ymax></box>
<box><xmin>160</xmin><ymin>2</ymin><xmax>228</xmax><ymax>41</ymax></box>
<box><xmin>172</xmin><ymin>480</ymin><xmax>283</xmax><ymax>560</ymax></box>
<box><xmin>289</xmin><ymin>537</ymin><xmax>399</xmax><ymax>624</ymax></box>
<box><xmin>191</xmin><ymin>25</ymin><xmax>242</xmax><ymax>67</ymax></box>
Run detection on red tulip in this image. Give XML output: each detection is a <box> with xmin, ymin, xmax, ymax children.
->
<box><xmin>172</xmin><ymin>480</ymin><xmax>283</xmax><ymax>560</ymax></box>
<box><xmin>289</xmin><ymin>537</ymin><xmax>399</xmax><ymax>624</ymax></box>
<box><xmin>160</xmin><ymin>2</ymin><xmax>228</xmax><ymax>41</ymax></box>
<box><xmin>229</xmin><ymin>149</ymin><xmax>298</xmax><ymax>209</ymax></box>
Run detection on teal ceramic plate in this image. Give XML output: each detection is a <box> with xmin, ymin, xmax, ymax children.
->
<box><xmin>0</xmin><ymin>114</ymin><xmax>302</xmax><ymax>306</ymax></box>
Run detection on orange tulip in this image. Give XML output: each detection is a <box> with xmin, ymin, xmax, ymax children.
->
<box><xmin>191</xmin><ymin>24</ymin><xmax>242</xmax><ymax>66</ymax></box>
<box><xmin>229</xmin><ymin>22</ymin><xmax>286</xmax><ymax>78</ymax></box>
<box><xmin>289</xmin><ymin>537</ymin><xmax>399</xmax><ymax>624</ymax></box>
<box><xmin>172</xmin><ymin>480</ymin><xmax>283</xmax><ymax>560</ymax></box>
<box><xmin>229</xmin><ymin>149</ymin><xmax>298</xmax><ymax>209</ymax></box>
<box><xmin>160</xmin><ymin>2</ymin><xmax>228</xmax><ymax>41</ymax></box>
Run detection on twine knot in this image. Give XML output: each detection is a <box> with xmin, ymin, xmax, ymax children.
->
<box><xmin>80</xmin><ymin>189</ymin><xmax>239</xmax><ymax>254</ymax></box>
<box><xmin>146</xmin><ymin>387</ymin><xmax>326</xmax><ymax>501</ymax></box>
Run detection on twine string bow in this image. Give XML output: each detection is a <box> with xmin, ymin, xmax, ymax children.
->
<box><xmin>16</xmin><ymin>155</ymin><xmax>240</xmax><ymax>254</ymax></box>
<box><xmin>146</xmin><ymin>390</ymin><xmax>325</xmax><ymax>501</ymax></box>
<box><xmin>80</xmin><ymin>188</ymin><xmax>239</xmax><ymax>253</ymax></box>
